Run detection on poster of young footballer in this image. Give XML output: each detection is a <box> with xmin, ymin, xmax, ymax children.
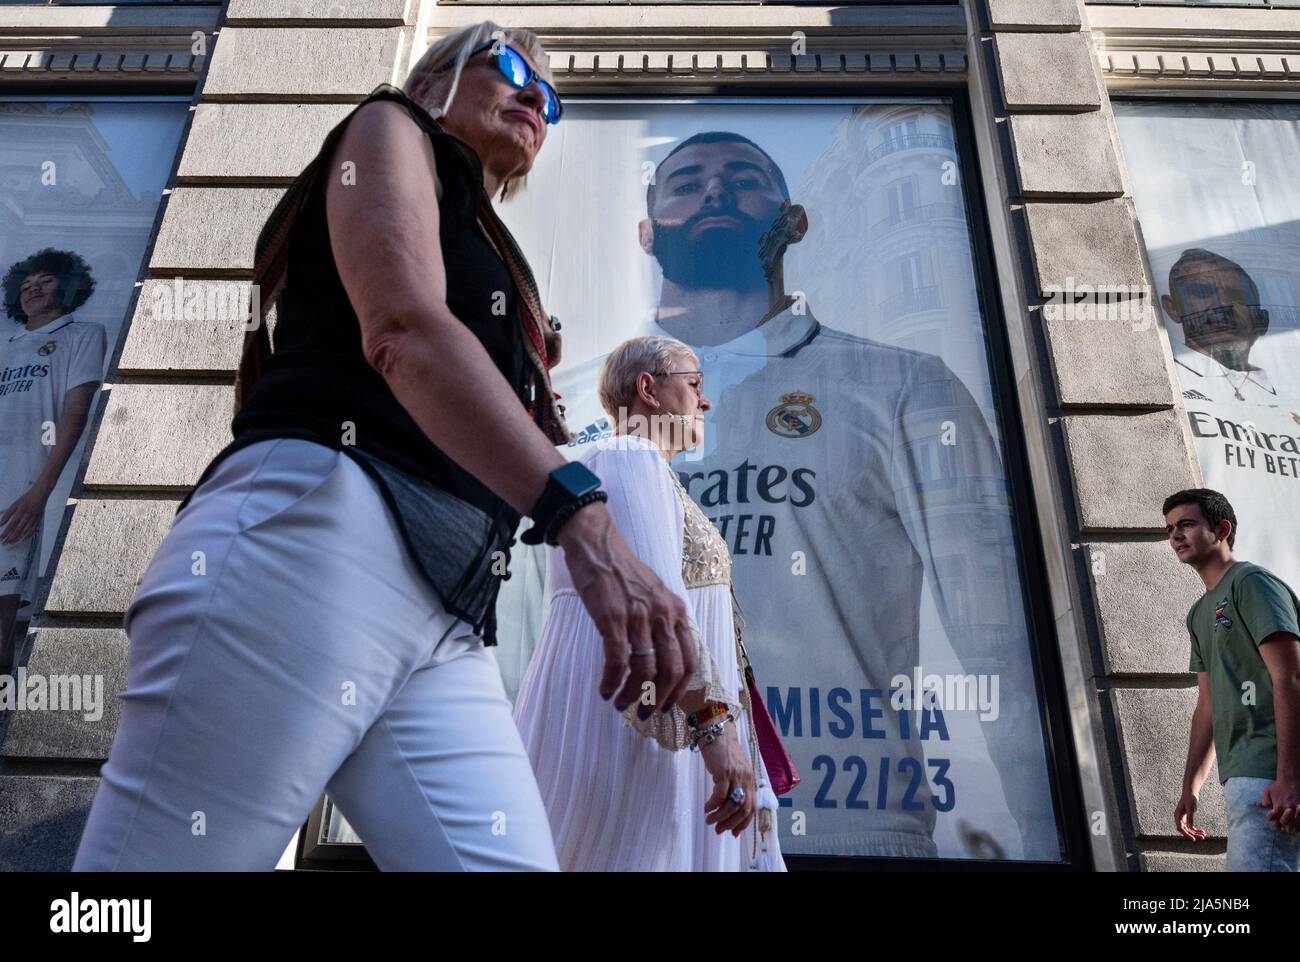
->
<box><xmin>0</xmin><ymin>99</ymin><xmax>186</xmax><ymax>668</ymax></box>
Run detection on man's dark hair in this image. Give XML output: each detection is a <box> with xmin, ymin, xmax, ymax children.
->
<box><xmin>1162</xmin><ymin>487</ymin><xmax>1238</xmax><ymax>548</ymax></box>
<box><xmin>3</xmin><ymin>247</ymin><xmax>96</xmax><ymax>324</ymax></box>
<box><xmin>645</xmin><ymin>131</ymin><xmax>790</xmax><ymax>214</ymax></box>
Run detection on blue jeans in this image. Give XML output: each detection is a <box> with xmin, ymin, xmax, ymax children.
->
<box><xmin>74</xmin><ymin>439</ymin><xmax>558</xmax><ymax>871</ymax></box>
<box><xmin>1224</xmin><ymin>776</ymin><xmax>1300</xmax><ymax>872</ymax></box>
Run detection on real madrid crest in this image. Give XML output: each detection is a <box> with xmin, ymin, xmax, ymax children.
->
<box><xmin>38</xmin><ymin>340</ymin><xmax>57</xmax><ymax>356</ymax></box>
<box><xmin>766</xmin><ymin>391</ymin><xmax>822</xmax><ymax>438</ymax></box>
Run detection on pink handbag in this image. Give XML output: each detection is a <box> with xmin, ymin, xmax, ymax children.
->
<box><xmin>731</xmin><ymin>585</ymin><xmax>800</xmax><ymax>796</ymax></box>
<box><xmin>743</xmin><ymin>662</ymin><xmax>801</xmax><ymax>796</ymax></box>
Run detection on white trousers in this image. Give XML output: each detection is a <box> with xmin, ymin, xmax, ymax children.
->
<box><xmin>73</xmin><ymin>438</ymin><xmax>558</xmax><ymax>871</ymax></box>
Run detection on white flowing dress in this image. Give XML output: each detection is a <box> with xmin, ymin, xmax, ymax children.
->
<box><xmin>514</xmin><ymin>434</ymin><xmax>785</xmax><ymax>871</ymax></box>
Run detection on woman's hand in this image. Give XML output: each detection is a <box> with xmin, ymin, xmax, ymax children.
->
<box><xmin>700</xmin><ymin>723</ymin><xmax>756</xmax><ymax>836</ymax></box>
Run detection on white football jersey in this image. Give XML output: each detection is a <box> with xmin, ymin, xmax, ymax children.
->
<box><xmin>0</xmin><ymin>313</ymin><xmax>106</xmax><ymax>598</ymax></box>
<box><xmin>1174</xmin><ymin>349</ymin><xmax>1285</xmax><ymax>406</ymax></box>
<box><xmin>1174</xmin><ymin>347</ymin><xmax>1300</xmax><ymax>593</ymax></box>
<box><xmin>1</xmin><ymin>312</ymin><xmax>106</xmax><ymax>498</ymax></box>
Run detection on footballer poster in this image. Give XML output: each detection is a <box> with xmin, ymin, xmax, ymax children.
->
<box><xmin>1115</xmin><ymin>101</ymin><xmax>1300</xmax><ymax>593</ymax></box>
<box><xmin>0</xmin><ymin>99</ymin><xmax>187</xmax><ymax>667</ymax></box>
<box><xmin>482</xmin><ymin>99</ymin><xmax>1064</xmax><ymax>862</ymax></box>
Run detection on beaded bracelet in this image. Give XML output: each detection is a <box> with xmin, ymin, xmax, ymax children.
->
<box><xmin>687</xmin><ymin>702</ymin><xmax>730</xmax><ymax>730</ymax></box>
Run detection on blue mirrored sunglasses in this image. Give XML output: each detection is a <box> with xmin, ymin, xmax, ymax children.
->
<box><xmin>438</xmin><ymin>40</ymin><xmax>562</xmax><ymax>125</ymax></box>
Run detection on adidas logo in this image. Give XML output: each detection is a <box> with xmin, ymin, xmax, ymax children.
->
<box><xmin>568</xmin><ymin>417</ymin><xmax>612</xmax><ymax>446</ymax></box>
<box><xmin>1</xmin><ymin>567</ymin><xmax>19</xmax><ymax>582</ymax></box>
<box><xmin>1182</xmin><ymin>389</ymin><xmax>1211</xmax><ymax>401</ymax></box>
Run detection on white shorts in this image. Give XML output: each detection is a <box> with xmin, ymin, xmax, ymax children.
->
<box><xmin>73</xmin><ymin>437</ymin><xmax>559</xmax><ymax>871</ymax></box>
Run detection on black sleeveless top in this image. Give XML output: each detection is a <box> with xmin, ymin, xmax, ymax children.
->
<box><xmin>182</xmin><ymin>85</ymin><xmax>533</xmax><ymax>644</ymax></box>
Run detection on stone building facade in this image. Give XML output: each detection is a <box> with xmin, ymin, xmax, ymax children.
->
<box><xmin>3</xmin><ymin>0</ymin><xmax>1299</xmax><ymax>871</ymax></box>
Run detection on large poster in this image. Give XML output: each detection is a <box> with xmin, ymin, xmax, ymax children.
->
<box><xmin>1114</xmin><ymin>102</ymin><xmax>1300</xmax><ymax>592</ymax></box>
<box><xmin>488</xmin><ymin>100</ymin><xmax>1063</xmax><ymax>861</ymax></box>
<box><xmin>0</xmin><ymin>99</ymin><xmax>187</xmax><ymax>667</ymax></box>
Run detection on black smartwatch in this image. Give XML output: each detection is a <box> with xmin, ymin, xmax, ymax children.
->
<box><xmin>521</xmin><ymin>461</ymin><xmax>606</xmax><ymax>546</ymax></box>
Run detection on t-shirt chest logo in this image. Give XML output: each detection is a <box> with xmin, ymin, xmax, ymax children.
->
<box><xmin>1214</xmin><ymin>595</ymin><xmax>1233</xmax><ymax>630</ymax></box>
<box><xmin>766</xmin><ymin>391</ymin><xmax>822</xmax><ymax>439</ymax></box>
<box><xmin>37</xmin><ymin>340</ymin><xmax>57</xmax><ymax>356</ymax></box>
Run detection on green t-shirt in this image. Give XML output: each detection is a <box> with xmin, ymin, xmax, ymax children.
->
<box><xmin>1187</xmin><ymin>561</ymin><xmax>1300</xmax><ymax>783</ymax></box>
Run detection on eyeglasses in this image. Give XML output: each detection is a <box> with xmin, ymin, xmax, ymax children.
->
<box><xmin>1180</xmin><ymin>305</ymin><xmax>1267</xmax><ymax>323</ymax></box>
<box><xmin>654</xmin><ymin>370</ymin><xmax>705</xmax><ymax>396</ymax></box>
<box><xmin>438</xmin><ymin>40</ymin><xmax>562</xmax><ymax>125</ymax></box>
<box><xmin>1180</xmin><ymin>304</ymin><xmax>1269</xmax><ymax>335</ymax></box>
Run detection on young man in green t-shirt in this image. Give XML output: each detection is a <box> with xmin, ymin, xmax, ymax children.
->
<box><xmin>1165</xmin><ymin>488</ymin><xmax>1300</xmax><ymax>871</ymax></box>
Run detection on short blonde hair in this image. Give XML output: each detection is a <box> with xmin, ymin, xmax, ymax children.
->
<box><xmin>404</xmin><ymin>22</ymin><xmax>552</xmax><ymax>202</ymax></box>
<box><xmin>598</xmin><ymin>335</ymin><xmax>697</xmax><ymax>423</ymax></box>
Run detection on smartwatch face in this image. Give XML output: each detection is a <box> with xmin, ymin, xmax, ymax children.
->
<box><xmin>552</xmin><ymin>460</ymin><xmax>602</xmax><ymax>498</ymax></box>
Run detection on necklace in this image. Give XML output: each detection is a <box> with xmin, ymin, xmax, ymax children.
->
<box><xmin>1222</xmin><ymin>366</ymin><xmax>1274</xmax><ymax>401</ymax></box>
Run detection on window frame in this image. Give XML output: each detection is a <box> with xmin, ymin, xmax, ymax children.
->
<box><xmin>300</xmin><ymin>84</ymin><xmax>1094</xmax><ymax>872</ymax></box>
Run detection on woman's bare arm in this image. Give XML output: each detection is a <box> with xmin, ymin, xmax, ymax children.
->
<box><xmin>322</xmin><ymin>99</ymin><xmax>697</xmax><ymax>711</ymax></box>
<box><xmin>326</xmin><ymin>99</ymin><xmax>563</xmax><ymax>515</ymax></box>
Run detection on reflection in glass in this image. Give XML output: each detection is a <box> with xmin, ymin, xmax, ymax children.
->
<box><xmin>1114</xmin><ymin>101</ymin><xmax>1300</xmax><ymax>591</ymax></box>
<box><xmin>0</xmin><ymin>99</ymin><xmax>186</xmax><ymax>668</ymax></box>
<box><xmin>323</xmin><ymin>796</ymin><xmax>364</xmax><ymax>845</ymax></box>
<box><xmin>483</xmin><ymin>100</ymin><xmax>1064</xmax><ymax>862</ymax></box>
